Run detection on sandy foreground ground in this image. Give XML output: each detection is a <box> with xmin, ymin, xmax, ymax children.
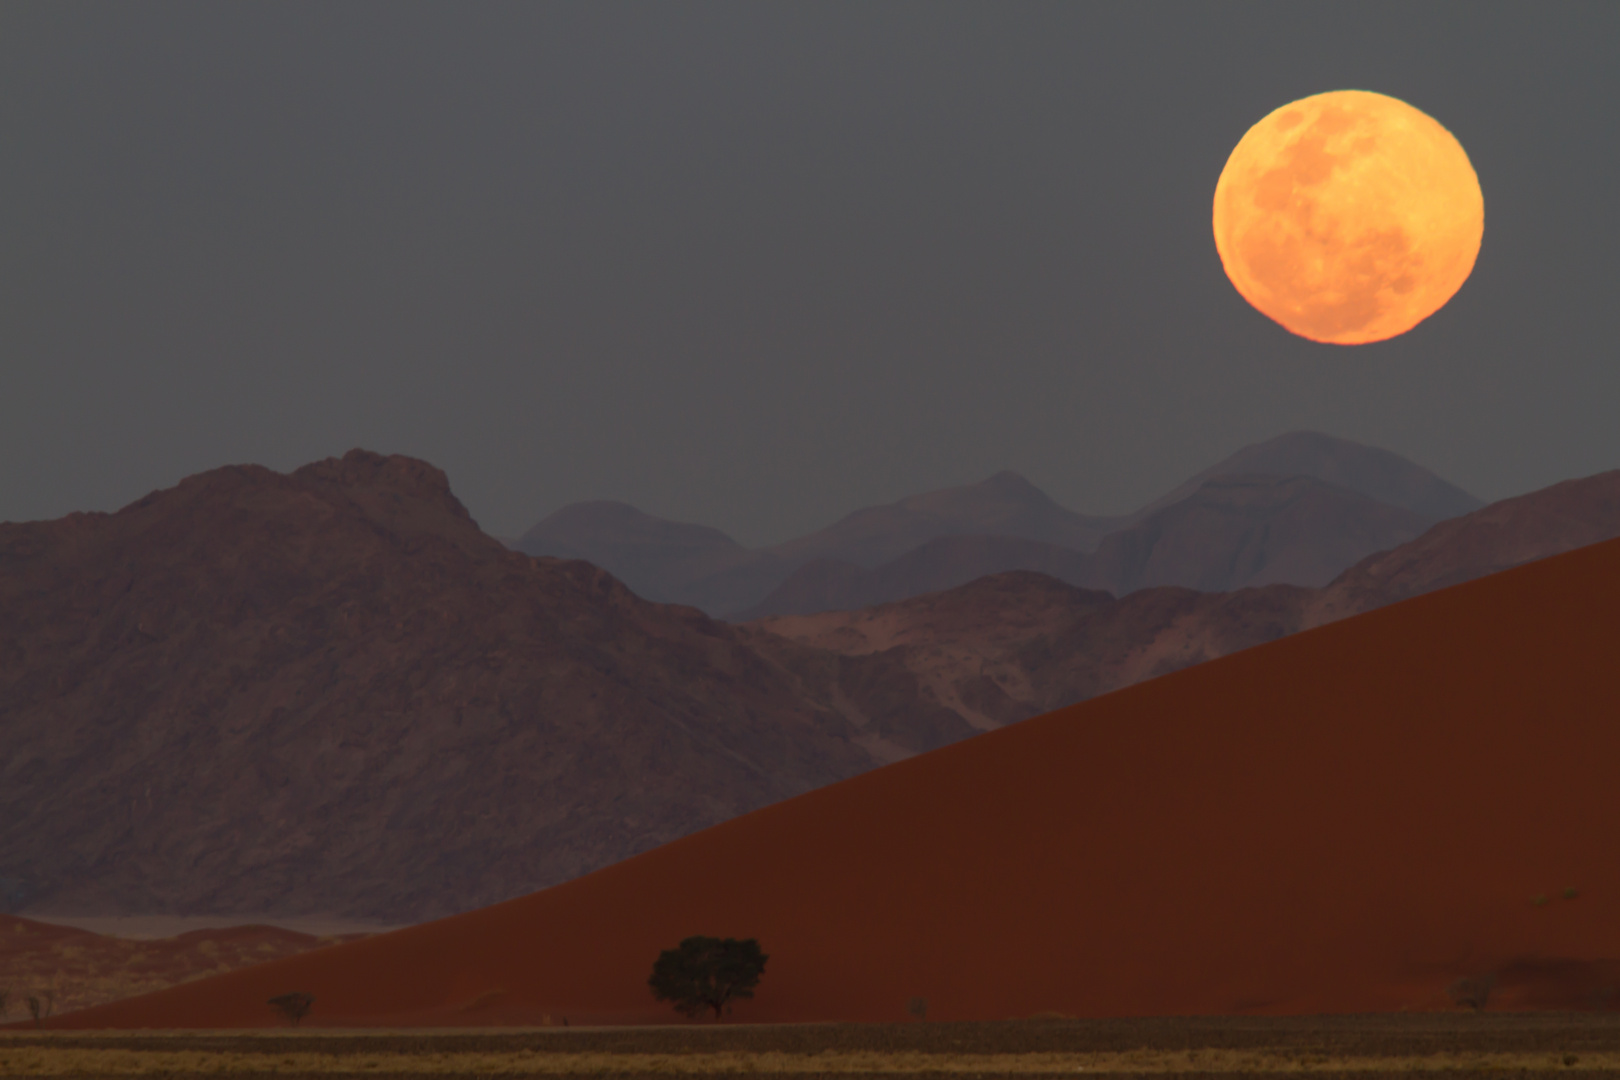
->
<box><xmin>5</xmin><ymin>1017</ymin><xmax>1620</xmax><ymax>1076</ymax></box>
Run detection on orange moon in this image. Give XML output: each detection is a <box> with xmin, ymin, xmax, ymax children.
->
<box><xmin>1212</xmin><ymin>90</ymin><xmax>1484</xmax><ymax>345</ymax></box>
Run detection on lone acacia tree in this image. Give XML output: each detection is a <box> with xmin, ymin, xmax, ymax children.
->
<box><xmin>648</xmin><ymin>936</ymin><xmax>767</xmax><ymax>1020</ymax></box>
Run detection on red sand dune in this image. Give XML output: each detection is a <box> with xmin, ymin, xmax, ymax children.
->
<box><xmin>38</xmin><ymin>537</ymin><xmax>1620</xmax><ymax>1028</ymax></box>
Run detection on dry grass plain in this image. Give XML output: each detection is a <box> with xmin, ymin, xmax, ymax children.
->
<box><xmin>5</xmin><ymin>1015</ymin><xmax>1620</xmax><ymax>1078</ymax></box>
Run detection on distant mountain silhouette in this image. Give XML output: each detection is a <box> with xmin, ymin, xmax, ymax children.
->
<box><xmin>513</xmin><ymin>500</ymin><xmax>772</xmax><ymax>611</ymax></box>
<box><xmin>518</xmin><ymin>470</ymin><xmax>1113</xmax><ymax>614</ymax></box>
<box><xmin>768</xmin><ymin>469</ymin><xmax>1114</xmax><ymax>567</ymax></box>
<box><xmin>1128</xmin><ymin>429</ymin><xmax>1483</xmax><ymax>522</ymax></box>
<box><xmin>518</xmin><ymin>431</ymin><xmax>1481</xmax><ymax>616</ymax></box>
<box><xmin>1086</xmin><ymin>472</ymin><xmax>1432</xmax><ymax>593</ymax></box>
<box><xmin>738</xmin><ymin>473</ymin><xmax>1431</xmax><ymax>618</ymax></box>
<box><xmin>751</xmin><ymin>469</ymin><xmax>1620</xmax><ymax>731</ymax></box>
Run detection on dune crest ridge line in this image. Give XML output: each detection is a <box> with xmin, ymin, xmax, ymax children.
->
<box><xmin>32</xmin><ymin>535</ymin><xmax>1620</xmax><ymax>1028</ymax></box>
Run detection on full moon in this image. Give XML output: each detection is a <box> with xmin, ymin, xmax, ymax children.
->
<box><xmin>1212</xmin><ymin>90</ymin><xmax>1484</xmax><ymax>345</ymax></box>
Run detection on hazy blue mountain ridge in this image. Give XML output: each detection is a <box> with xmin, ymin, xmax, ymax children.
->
<box><xmin>518</xmin><ymin>431</ymin><xmax>1483</xmax><ymax>617</ymax></box>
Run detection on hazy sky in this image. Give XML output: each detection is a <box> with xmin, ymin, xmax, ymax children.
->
<box><xmin>3</xmin><ymin>2</ymin><xmax>1617</xmax><ymax>544</ymax></box>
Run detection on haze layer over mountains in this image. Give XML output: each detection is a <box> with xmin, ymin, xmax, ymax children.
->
<box><xmin>517</xmin><ymin>431</ymin><xmax>1482</xmax><ymax>617</ymax></box>
<box><xmin>4</xmin><ymin>435</ymin><xmax>1619</xmax><ymax>925</ymax></box>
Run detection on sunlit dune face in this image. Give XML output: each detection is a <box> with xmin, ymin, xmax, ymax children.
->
<box><xmin>1213</xmin><ymin>90</ymin><xmax>1484</xmax><ymax>345</ymax></box>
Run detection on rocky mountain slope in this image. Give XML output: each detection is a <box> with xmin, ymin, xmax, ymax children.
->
<box><xmin>749</xmin><ymin>469</ymin><xmax>1620</xmax><ymax>730</ymax></box>
<box><xmin>731</xmin><ymin>534</ymin><xmax>1094</xmax><ymax>621</ymax></box>
<box><xmin>0</xmin><ymin>452</ymin><xmax>967</xmax><ymax>923</ymax></box>
<box><xmin>1306</xmin><ymin>470</ymin><xmax>1620</xmax><ymax>624</ymax></box>
<box><xmin>518</xmin><ymin>431</ymin><xmax>1480</xmax><ymax>616</ymax></box>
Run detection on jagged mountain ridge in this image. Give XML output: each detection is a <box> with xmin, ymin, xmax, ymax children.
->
<box><xmin>517</xmin><ymin>469</ymin><xmax>1115</xmax><ymax>614</ymax></box>
<box><xmin>518</xmin><ymin>431</ymin><xmax>1481</xmax><ymax>616</ymax></box>
<box><xmin>738</xmin><ymin>472</ymin><xmax>1435</xmax><ymax>619</ymax></box>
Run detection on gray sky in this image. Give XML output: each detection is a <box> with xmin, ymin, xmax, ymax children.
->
<box><xmin>3</xmin><ymin>2</ymin><xmax>1617</xmax><ymax>545</ymax></box>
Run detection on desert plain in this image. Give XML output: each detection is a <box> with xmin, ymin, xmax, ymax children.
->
<box><xmin>7</xmin><ymin>1016</ymin><xmax>1620</xmax><ymax>1077</ymax></box>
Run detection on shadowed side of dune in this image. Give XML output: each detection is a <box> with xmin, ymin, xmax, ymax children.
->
<box><xmin>43</xmin><ymin>537</ymin><xmax>1620</xmax><ymax>1028</ymax></box>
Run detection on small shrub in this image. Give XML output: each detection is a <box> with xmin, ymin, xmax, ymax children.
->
<box><xmin>268</xmin><ymin>991</ymin><xmax>315</xmax><ymax>1026</ymax></box>
<box><xmin>1563</xmin><ymin>887</ymin><xmax>1579</xmax><ymax>901</ymax></box>
<box><xmin>906</xmin><ymin>996</ymin><xmax>928</xmax><ymax>1020</ymax></box>
<box><xmin>0</xmin><ymin>988</ymin><xmax>9</xmax><ymax>1019</ymax></box>
<box><xmin>1447</xmin><ymin>973</ymin><xmax>1495</xmax><ymax>1011</ymax></box>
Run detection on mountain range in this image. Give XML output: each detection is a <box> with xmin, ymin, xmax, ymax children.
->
<box><xmin>517</xmin><ymin>431</ymin><xmax>1483</xmax><ymax>617</ymax></box>
<box><xmin>44</xmin><ymin>532</ymin><xmax>1620</xmax><ymax>1026</ymax></box>
<box><xmin>735</xmin><ymin>472</ymin><xmax>1435</xmax><ymax>619</ymax></box>
<box><xmin>3</xmin><ymin>446</ymin><xmax>1616</xmax><ymax>922</ymax></box>
<box><xmin>747</xmin><ymin>470</ymin><xmax>1620</xmax><ymax>730</ymax></box>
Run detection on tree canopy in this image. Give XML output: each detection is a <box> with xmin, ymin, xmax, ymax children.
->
<box><xmin>648</xmin><ymin>936</ymin><xmax>767</xmax><ymax>1019</ymax></box>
